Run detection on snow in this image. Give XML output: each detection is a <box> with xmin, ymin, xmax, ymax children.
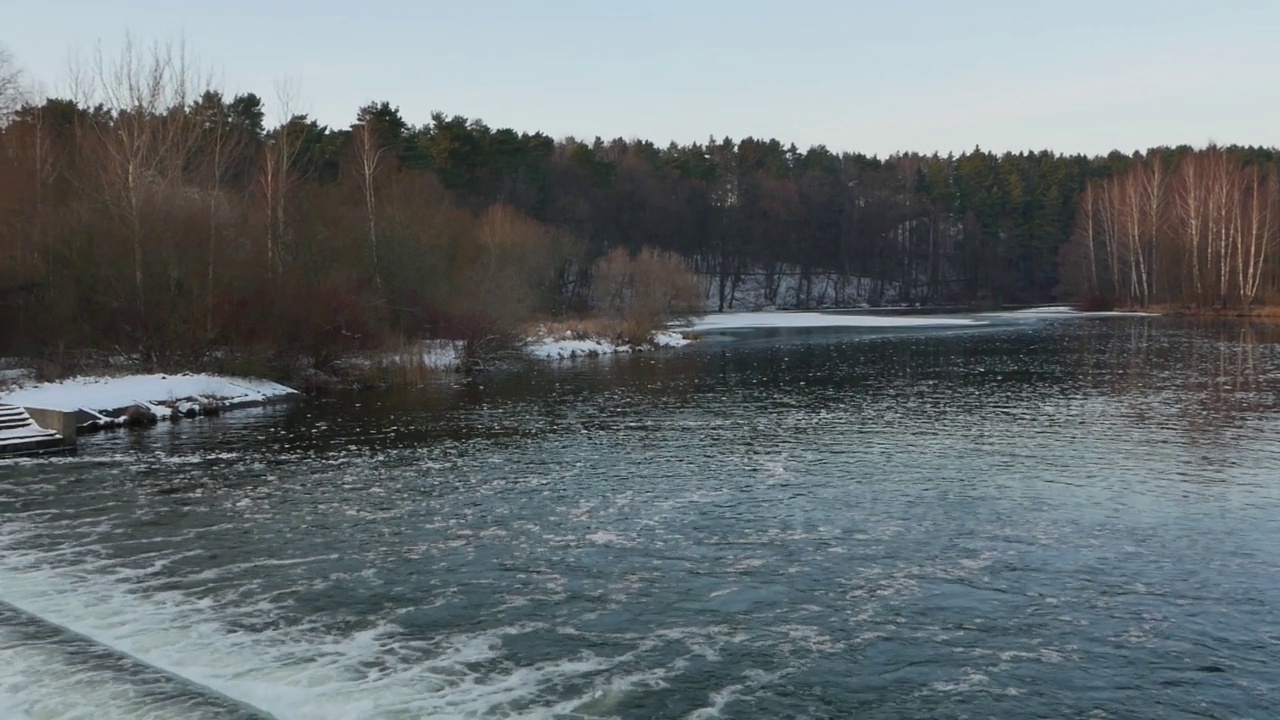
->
<box><xmin>697</xmin><ymin>268</ymin><xmax>899</xmax><ymax>311</ymax></box>
<box><xmin>420</xmin><ymin>340</ymin><xmax>464</xmax><ymax>371</ymax></box>
<box><xmin>1009</xmin><ymin>306</ymin><xmax>1079</xmax><ymax>314</ymax></box>
<box><xmin>363</xmin><ymin>340</ymin><xmax>463</xmax><ymax>371</ymax></box>
<box><xmin>0</xmin><ymin>425</ymin><xmax>59</xmax><ymax>446</ymax></box>
<box><xmin>526</xmin><ymin>311</ymin><xmax>981</xmax><ymax>358</ymax></box>
<box><xmin>0</xmin><ymin>374</ymin><xmax>298</xmax><ymax>425</ymax></box>
<box><xmin>651</xmin><ymin>330</ymin><xmax>693</xmax><ymax>348</ymax></box>
<box><xmin>524</xmin><ymin>328</ymin><xmax>691</xmax><ymax>360</ymax></box>
<box><xmin>0</xmin><ymin>368</ymin><xmax>33</xmax><ymax>384</ymax></box>
<box><xmin>526</xmin><ymin>337</ymin><xmax>618</xmax><ymax>360</ymax></box>
<box><xmin>0</xmin><ymin>406</ymin><xmax>58</xmax><ymax>446</ymax></box>
<box><xmin>688</xmin><ymin>311</ymin><xmax>983</xmax><ymax>332</ymax></box>
<box><xmin>987</xmin><ymin>306</ymin><xmax>1162</xmax><ymax>318</ymax></box>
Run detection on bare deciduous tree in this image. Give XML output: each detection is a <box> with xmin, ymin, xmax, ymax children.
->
<box><xmin>351</xmin><ymin>118</ymin><xmax>389</xmax><ymax>290</ymax></box>
<box><xmin>258</xmin><ymin>79</ymin><xmax>302</xmax><ymax>277</ymax></box>
<box><xmin>73</xmin><ymin>35</ymin><xmax>204</xmax><ymax>325</ymax></box>
<box><xmin>0</xmin><ymin>44</ymin><xmax>24</xmax><ymax>122</ymax></box>
<box><xmin>191</xmin><ymin>89</ymin><xmax>249</xmax><ymax>335</ymax></box>
<box><xmin>1068</xmin><ymin>148</ymin><xmax>1279</xmax><ymax>310</ymax></box>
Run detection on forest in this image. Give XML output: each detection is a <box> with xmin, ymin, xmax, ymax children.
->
<box><xmin>1059</xmin><ymin>147</ymin><xmax>1280</xmax><ymax>310</ymax></box>
<box><xmin>2</xmin><ymin>41</ymin><xmax>1278</xmax><ymax>377</ymax></box>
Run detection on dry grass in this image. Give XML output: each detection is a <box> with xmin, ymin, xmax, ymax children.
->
<box><xmin>530</xmin><ymin>317</ymin><xmax>633</xmax><ymax>343</ymax></box>
<box><xmin>365</xmin><ymin>339</ymin><xmax>462</xmax><ymax>387</ymax></box>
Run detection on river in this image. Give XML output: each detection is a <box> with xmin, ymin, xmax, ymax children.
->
<box><xmin>3</xmin><ymin>314</ymin><xmax>1280</xmax><ymax>719</ymax></box>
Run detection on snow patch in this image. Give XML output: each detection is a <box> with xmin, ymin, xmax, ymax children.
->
<box><xmin>525</xmin><ymin>327</ymin><xmax>691</xmax><ymax>361</ymax></box>
<box><xmin>419</xmin><ymin>340</ymin><xmax>464</xmax><ymax>371</ymax></box>
<box><xmin>0</xmin><ymin>368</ymin><xmax>34</xmax><ymax>386</ymax></box>
<box><xmin>1009</xmin><ymin>306</ymin><xmax>1079</xmax><ymax>314</ymax></box>
<box><xmin>697</xmin><ymin>268</ymin><xmax>898</xmax><ymax>311</ymax></box>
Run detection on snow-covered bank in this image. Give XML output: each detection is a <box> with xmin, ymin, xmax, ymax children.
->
<box><xmin>689</xmin><ymin>311</ymin><xmax>983</xmax><ymax>332</ymax></box>
<box><xmin>0</xmin><ymin>374</ymin><xmax>298</xmax><ymax>428</ymax></box>
<box><xmin>697</xmin><ymin>269</ymin><xmax>900</xmax><ymax>311</ymax></box>
<box><xmin>526</xmin><ymin>310</ymin><xmax>986</xmax><ymax>359</ymax></box>
<box><xmin>525</xmin><ymin>329</ymin><xmax>691</xmax><ymax>360</ymax></box>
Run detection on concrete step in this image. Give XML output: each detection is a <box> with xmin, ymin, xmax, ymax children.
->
<box><xmin>0</xmin><ymin>404</ymin><xmax>68</xmax><ymax>456</ymax></box>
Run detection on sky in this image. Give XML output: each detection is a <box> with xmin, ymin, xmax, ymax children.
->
<box><xmin>5</xmin><ymin>0</ymin><xmax>1277</xmax><ymax>157</ymax></box>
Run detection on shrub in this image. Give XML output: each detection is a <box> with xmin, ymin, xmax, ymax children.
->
<box><xmin>591</xmin><ymin>246</ymin><xmax>702</xmax><ymax>343</ymax></box>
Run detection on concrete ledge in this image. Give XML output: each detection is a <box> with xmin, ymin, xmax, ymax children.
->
<box><xmin>0</xmin><ymin>437</ymin><xmax>69</xmax><ymax>456</ymax></box>
<box><xmin>22</xmin><ymin>406</ymin><xmax>78</xmax><ymax>448</ymax></box>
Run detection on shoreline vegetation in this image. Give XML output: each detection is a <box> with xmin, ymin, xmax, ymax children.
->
<box><xmin>0</xmin><ymin>304</ymin><xmax>1018</xmax><ymax>427</ymax></box>
<box><xmin>2</xmin><ymin>39</ymin><xmax>1278</xmax><ymax>398</ymax></box>
<box><xmin>12</xmin><ymin>303</ymin><xmax>1273</xmax><ymax>435</ymax></box>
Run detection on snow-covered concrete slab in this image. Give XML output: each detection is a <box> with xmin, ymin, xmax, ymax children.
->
<box><xmin>0</xmin><ymin>404</ymin><xmax>67</xmax><ymax>454</ymax></box>
<box><xmin>0</xmin><ymin>374</ymin><xmax>298</xmax><ymax>426</ymax></box>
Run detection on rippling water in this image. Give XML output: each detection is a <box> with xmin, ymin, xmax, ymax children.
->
<box><xmin>4</xmin><ymin>315</ymin><xmax>1280</xmax><ymax>719</ymax></box>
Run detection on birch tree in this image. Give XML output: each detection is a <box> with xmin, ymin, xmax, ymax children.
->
<box><xmin>0</xmin><ymin>44</ymin><xmax>23</xmax><ymax>122</ymax></box>
<box><xmin>256</xmin><ymin>81</ymin><xmax>305</xmax><ymax>277</ymax></box>
<box><xmin>351</xmin><ymin>117</ymin><xmax>389</xmax><ymax>290</ymax></box>
<box><xmin>75</xmin><ymin>36</ymin><xmax>202</xmax><ymax>325</ymax></box>
<box><xmin>1142</xmin><ymin>155</ymin><xmax>1166</xmax><ymax>302</ymax></box>
<box><xmin>1175</xmin><ymin>152</ymin><xmax>1207</xmax><ymax>304</ymax></box>
<box><xmin>1238</xmin><ymin>166</ymin><xmax>1276</xmax><ymax>310</ymax></box>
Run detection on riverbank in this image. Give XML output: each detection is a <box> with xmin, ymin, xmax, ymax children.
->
<box><xmin>0</xmin><ymin>326</ymin><xmax>698</xmax><ymax>430</ymax></box>
<box><xmin>0</xmin><ymin>306</ymin><xmax>1119</xmax><ymax>432</ymax></box>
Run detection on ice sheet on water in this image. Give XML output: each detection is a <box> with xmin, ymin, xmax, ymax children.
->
<box><xmin>689</xmin><ymin>311</ymin><xmax>983</xmax><ymax>331</ymax></box>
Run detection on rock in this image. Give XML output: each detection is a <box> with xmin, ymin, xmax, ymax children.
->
<box><xmin>121</xmin><ymin>405</ymin><xmax>158</xmax><ymax>426</ymax></box>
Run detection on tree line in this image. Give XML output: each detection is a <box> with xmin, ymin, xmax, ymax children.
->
<box><xmin>1059</xmin><ymin>147</ymin><xmax>1280</xmax><ymax>310</ymax></box>
<box><xmin>2</xmin><ymin>40</ymin><xmax>1277</xmax><ymax>378</ymax></box>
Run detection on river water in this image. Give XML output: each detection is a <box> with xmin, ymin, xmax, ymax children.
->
<box><xmin>3</xmin><ymin>314</ymin><xmax>1280</xmax><ymax>719</ymax></box>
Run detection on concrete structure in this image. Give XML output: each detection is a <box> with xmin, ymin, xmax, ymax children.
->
<box><xmin>0</xmin><ymin>404</ymin><xmax>74</xmax><ymax>455</ymax></box>
<box><xmin>23</xmin><ymin>406</ymin><xmax>78</xmax><ymax>447</ymax></box>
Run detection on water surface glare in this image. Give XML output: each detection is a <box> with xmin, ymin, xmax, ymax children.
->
<box><xmin>4</xmin><ymin>316</ymin><xmax>1280</xmax><ymax>718</ymax></box>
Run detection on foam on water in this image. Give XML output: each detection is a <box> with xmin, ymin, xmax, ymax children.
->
<box><xmin>0</xmin><ymin>520</ymin><xmax>684</xmax><ymax>719</ymax></box>
<box><xmin>0</xmin><ymin>604</ymin><xmax>269</xmax><ymax>720</ymax></box>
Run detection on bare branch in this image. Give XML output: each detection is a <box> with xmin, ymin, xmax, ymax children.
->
<box><xmin>0</xmin><ymin>43</ymin><xmax>26</xmax><ymax>122</ymax></box>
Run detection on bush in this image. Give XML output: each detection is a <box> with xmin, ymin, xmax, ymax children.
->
<box><xmin>442</xmin><ymin>204</ymin><xmax>579</xmax><ymax>360</ymax></box>
<box><xmin>590</xmin><ymin>246</ymin><xmax>702</xmax><ymax>343</ymax></box>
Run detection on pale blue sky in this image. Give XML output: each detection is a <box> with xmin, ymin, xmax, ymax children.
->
<box><xmin>6</xmin><ymin>0</ymin><xmax>1277</xmax><ymax>156</ymax></box>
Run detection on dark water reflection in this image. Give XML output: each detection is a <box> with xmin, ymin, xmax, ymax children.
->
<box><xmin>3</xmin><ymin>316</ymin><xmax>1280</xmax><ymax>719</ymax></box>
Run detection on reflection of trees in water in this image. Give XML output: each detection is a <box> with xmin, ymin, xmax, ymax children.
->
<box><xmin>1096</xmin><ymin>318</ymin><xmax>1280</xmax><ymax>438</ymax></box>
<box><xmin>1180</xmin><ymin>320</ymin><xmax>1272</xmax><ymax>408</ymax></box>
